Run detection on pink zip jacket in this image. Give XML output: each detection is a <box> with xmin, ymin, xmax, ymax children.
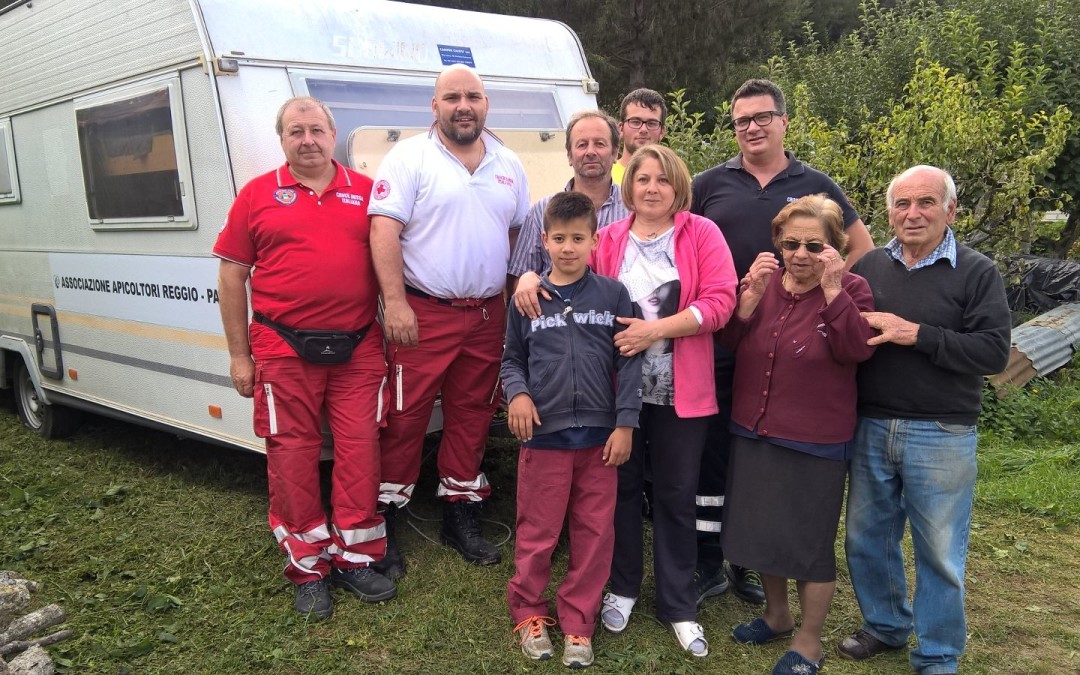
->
<box><xmin>590</xmin><ymin>210</ymin><xmax>738</xmax><ymax>417</ymax></box>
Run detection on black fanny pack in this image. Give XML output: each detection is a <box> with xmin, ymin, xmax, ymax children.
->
<box><xmin>252</xmin><ymin>311</ymin><xmax>370</xmax><ymax>365</ymax></box>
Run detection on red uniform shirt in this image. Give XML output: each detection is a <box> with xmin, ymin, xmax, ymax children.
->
<box><xmin>214</xmin><ymin>161</ymin><xmax>377</xmax><ymax>358</ymax></box>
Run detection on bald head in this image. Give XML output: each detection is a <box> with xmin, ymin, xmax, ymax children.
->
<box><xmin>432</xmin><ymin>65</ymin><xmax>489</xmax><ymax>147</ymax></box>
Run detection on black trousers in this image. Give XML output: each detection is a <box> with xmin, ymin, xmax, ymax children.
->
<box><xmin>696</xmin><ymin>345</ymin><xmax>736</xmax><ymax>572</ymax></box>
<box><xmin>610</xmin><ymin>403</ymin><xmax>709</xmax><ymax>622</ymax></box>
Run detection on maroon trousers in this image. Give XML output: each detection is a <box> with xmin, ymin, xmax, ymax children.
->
<box><xmin>507</xmin><ymin>445</ymin><xmax>617</xmax><ymax>638</ymax></box>
<box><xmin>379</xmin><ymin>294</ymin><xmax>505</xmax><ymax>505</ymax></box>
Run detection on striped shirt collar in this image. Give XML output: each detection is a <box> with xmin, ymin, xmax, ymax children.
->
<box><xmin>563</xmin><ymin>178</ymin><xmax>623</xmax><ymax>211</ymax></box>
<box><xmin>884</xmin><ymin>227</ymin><xmax>957</xmax><ymax>270</ymax></box>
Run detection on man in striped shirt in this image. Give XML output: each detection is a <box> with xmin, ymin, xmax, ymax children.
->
<box><xmin>508</xmin><ymin>110</ymin><xmax>629</xmax><ymax>287</ymax></box>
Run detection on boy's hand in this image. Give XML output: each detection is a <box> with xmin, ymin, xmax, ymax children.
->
<box><xmin>507</xmin><ymin>393</ymin><xmax>541</xmax><ymax>441</ymax></box>
<box><xmin>603</xmin><ymin>427</ymin><xmax>633</xmax><ymax>466</ymax></box>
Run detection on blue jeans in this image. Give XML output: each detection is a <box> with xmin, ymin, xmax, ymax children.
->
<box><xmin>845</xmin><ymin>416</ymin><xmax>977</xmax><ymax>675</ymax></box>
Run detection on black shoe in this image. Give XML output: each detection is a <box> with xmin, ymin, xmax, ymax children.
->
<box><xmin>371</xmin><ymin>504</ymin><xmax>406</xmax><ymax>580</ymax></box>
<box><xmin>441</xmin><ymin>500</ymin><xmax>502</xmax><ymax>565</ymax></box>
<box><xmin>294</xmin><ymin>578</ymin><xmax>333</xmax><ymax>620</ymax></box>
<box><xmin>694</xmin><ymin>566</ymin><xmax>730</xmax><ymax>606</ymax></box>
<box><xmin>837</xmin><ymin>629</ymin><xmax>906</xmax><ymax>660</ymax></box>
<box><xmin>726</xmin><ymin>562</ymin><xmax>766</xmax><ymax>605</ymax></box>
<box><xmin>331</xmin><ymin>567</ymin><xmax>397</xmax><ymax>603</ymax></box>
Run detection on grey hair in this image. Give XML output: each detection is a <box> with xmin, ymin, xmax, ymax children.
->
<box><xmin>275</xmin><ymin>96</ymin><xmax>336</xmax><ymax>136</ymax></box>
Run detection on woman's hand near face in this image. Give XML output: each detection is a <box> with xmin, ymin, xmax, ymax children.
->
<box><xmin>737</xmin><ymin>252</ymin><xmax>779</xmax><ymax>319</ymax></box>
<box><xmin>817</xmin><ymin>244</ymin><xmax>845</xmax><ymax>304</ymax></box>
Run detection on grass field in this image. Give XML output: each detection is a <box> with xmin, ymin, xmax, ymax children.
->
<box><xmin>1</xmin><ymin>379</ymin><xmax>1078</xmax><ymax>674</ymax></box>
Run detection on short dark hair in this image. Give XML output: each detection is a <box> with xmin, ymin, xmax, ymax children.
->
<box><xmin>619</xmin><ymin>88</ymin><xmax>667</xmax><ymax>123</ymax></box>
<box><xmin>544</xmin><ymin>191</ymin><xmax>597</xmax><ymax>233</ymax></box>
<box><xmin>730</xmin><ymin>79</ymin><xmax>786</xmax><ymax>115</ymax></box>
<box><xmin>565</xmin><ymin>110</ymin><xmax>620</xmax><ymax>153</ymax></box>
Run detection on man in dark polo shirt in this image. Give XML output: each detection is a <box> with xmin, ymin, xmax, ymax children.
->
<box><xmin>689</xmin><ymin>79</ymin><xmax>874</xmax><ymax>606</ymax></box>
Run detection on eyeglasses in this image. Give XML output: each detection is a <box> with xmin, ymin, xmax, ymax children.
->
<box><xmin>623</xmin><ymin>117</ymin><xmax>663</xmax><ymax>131</ymax></box>
<box><xmin>779</xmin><ymin>240</ymin><xmax>825</xmax><ymax>254</ymax></box>
<box><xmin>732</xmin><ymin>111</ymin><xmax>783</xmax><ymax>131</ymax></box>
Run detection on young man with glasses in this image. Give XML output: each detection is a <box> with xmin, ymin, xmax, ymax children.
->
<box><xmin>688</xmin><ymin>79</ymin><xmax>875</xmax><ymax>610</ymax></box>
<box><xmin>613</xmin><ymin>88</ymin><xmax>667</xmax><ymax>184</ymax></box>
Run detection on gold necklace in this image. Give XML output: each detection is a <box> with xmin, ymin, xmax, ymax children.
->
<box><xmin>636</xmin><ymin>224</ymin><xmax>670</xmax><ymax>240</ymax></box>
<box><xmin>782</xmin><ymin>271</ymin><xmax>816</xmax><ymax>294</ymax></box>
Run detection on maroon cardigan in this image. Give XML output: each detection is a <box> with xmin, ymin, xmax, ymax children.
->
<box><xmin>717</xmin><ymin>271</ymin><xmax>876</xmax><ymax>444</ymax></box>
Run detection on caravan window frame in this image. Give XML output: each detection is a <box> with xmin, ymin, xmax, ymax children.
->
<box><xmin>288</xmin><ymin>70</ymin><xmax>565</xmax><ymax>168</ymax></box>
<box><xmin>0</xmin><ymin>118</ymin><xmax>20</xmax><ymax>204</ymax></box>
<box><xmin>73</xmin><ymin>76</ymin><xmax>197</xmax><ymax>231</ymax></box>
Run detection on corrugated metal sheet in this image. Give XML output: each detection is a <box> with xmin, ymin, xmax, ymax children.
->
<box><xmin>990</xmin><ymin>303</ymin><xmax>1080</xmax><ymax>390</ymax></box>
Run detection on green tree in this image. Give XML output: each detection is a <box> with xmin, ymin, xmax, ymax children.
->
<box><xmin>667</xmin><ymin>47</ymin><xmax>1071</xmax><ymax>261</ymax></box>
<box><xmin>772</xmin><ymin>0</ymin><xmax>1080</xmax><ymax>257</ymax></box>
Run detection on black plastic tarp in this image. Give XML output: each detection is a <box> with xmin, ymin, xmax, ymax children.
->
<box><xmin>1004</xmin><ymin>255</ymin><xmax>1080</xmax><ymax>313</ymax></box>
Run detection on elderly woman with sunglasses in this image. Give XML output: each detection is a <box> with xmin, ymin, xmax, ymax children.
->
<box><xmin>717</xmin><ymin>194</ymin><xmax>876</xmax><ymax>675</ymax></box>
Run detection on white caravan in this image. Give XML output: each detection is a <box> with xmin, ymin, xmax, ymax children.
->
<box><xmin>0</xmin><ymin>0</ymin><xmax>598</xmax><ymax>450</ymax></box>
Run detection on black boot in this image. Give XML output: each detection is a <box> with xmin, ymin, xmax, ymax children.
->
<box><xmin>441</xmin><ymin>500</ymin><xmax>501</xmax><ymax>565</ymax></box>
<box><xmin>371</xmin><ymin>504</ymin><xmax>405</xmax><ymax>580</ymax></box>
<box><xmin>293</xmin><ymin>578</ymin><xmax>333</xmax><ymax>620</ymax></box>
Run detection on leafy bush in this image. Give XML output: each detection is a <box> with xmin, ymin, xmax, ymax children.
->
<box><xmin>980</xmin><ymin>353</ymin><xmax>1080</xmax><ymax>442</ymax></box>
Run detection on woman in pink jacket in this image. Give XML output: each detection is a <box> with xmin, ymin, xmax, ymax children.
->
<box><xmin>594</xmin><ymin>145</ymin><xmax>737</xmax><ymax>656</ymax></box>
<box><xmin>511</xmin><ymin>145</ymin><xmax>737</xmax><ymax>655</ymax></box>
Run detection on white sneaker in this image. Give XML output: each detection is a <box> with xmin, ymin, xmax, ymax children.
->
<box><xmin>600</xmin><ymin>593</ymin><xmax>636</xmax><ymax>633</ymax></box>
<box><xmin>671</xmin><ymin>620</ymin><xmax>708</xmax><ymax>657</ymax></box>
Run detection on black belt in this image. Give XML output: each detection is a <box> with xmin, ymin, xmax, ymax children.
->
<box><xmin>404</xmin><ymin>285</ymin><xmax>497</xmax><ymax>308</ymax></box>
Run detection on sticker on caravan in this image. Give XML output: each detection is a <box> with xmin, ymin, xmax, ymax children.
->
<box><xmin>437</xmin><ymin>44</ymin><xmax>475</xmax><ymax>68</ymax></box>
<box><xmin>49</xmin><ymin>253</ymin><xmax>224</xmax><ymax>334</ymax></box>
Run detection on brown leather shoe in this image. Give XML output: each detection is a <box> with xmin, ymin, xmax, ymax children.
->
<box><xmin>837</xmin><ymin>629</ymin><xmax>906</xmax><ymax>660</ymax></box>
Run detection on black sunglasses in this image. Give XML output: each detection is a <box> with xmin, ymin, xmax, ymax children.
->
<box><xmin>779</xmin><ymin>240</ymin><xmax>825</xmax><ymax>254</ymax></box>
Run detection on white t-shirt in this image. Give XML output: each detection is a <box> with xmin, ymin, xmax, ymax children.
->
<box><xmin>620</xmin><ymin>229</ymin><xmax>680</xmax><ymax>406</ymax></box>
<box><xmin>369</xmin><ymin>127</ymin><xmax>530</xmax><ymax>299</ymax></box>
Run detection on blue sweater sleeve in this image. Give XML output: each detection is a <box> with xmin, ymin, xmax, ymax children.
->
<box><xmin>500</xmin><ymin>311</ymin><xmax>531</xmax><ymax>403</ymax></box>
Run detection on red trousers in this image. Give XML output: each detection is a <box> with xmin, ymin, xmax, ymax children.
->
<box><xmin>379</xmin><ymin>294</ymin><xmax>504</xmax><ymax>505</ymax></box>
<box><xmin>254</xmin><ymin>334</ymin><xmax>387</xmax><ymax>584</ymax></box>
<box><xmin>507</xmin><ymin>445</ymin><xmax>617</xmax><ymax>638</ymax></box>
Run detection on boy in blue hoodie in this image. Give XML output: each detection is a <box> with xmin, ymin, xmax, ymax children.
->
<box><xmin>502</xmin><ymin>191</ymin><xmax>642</xmax><ymax>668</ymax></box>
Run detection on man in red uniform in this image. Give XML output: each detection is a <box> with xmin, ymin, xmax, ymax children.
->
<box><xmin>215</xmin><ymin>96</ymin><xmax>394</xmax><ymax>620</ymax></box>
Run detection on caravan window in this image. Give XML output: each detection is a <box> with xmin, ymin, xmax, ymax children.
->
<box><xmin>0</xmin><ymin>119</ymin><xmax>19</xmax><ymax>204</ymax></box>
<box><xmin>74</xmin><ymin>78</ymin><xmax>195</xmax><ymax>229</ymax></box>
<box><xmin>305</xmin><ymin>77</ymin><xmax>561</xmax><ymax>166</ymax></box>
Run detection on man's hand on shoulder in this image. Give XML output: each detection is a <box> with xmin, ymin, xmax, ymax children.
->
<box><xmin>512</xmin><ymin>271</ymin><xmax>551</xmax><ymax>319</ymax></box>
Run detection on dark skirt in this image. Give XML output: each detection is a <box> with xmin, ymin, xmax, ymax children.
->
<box><xmin>721</xmin><ymin>435</ymin><xmax>847</xmax><ymax>582</ymax></box>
